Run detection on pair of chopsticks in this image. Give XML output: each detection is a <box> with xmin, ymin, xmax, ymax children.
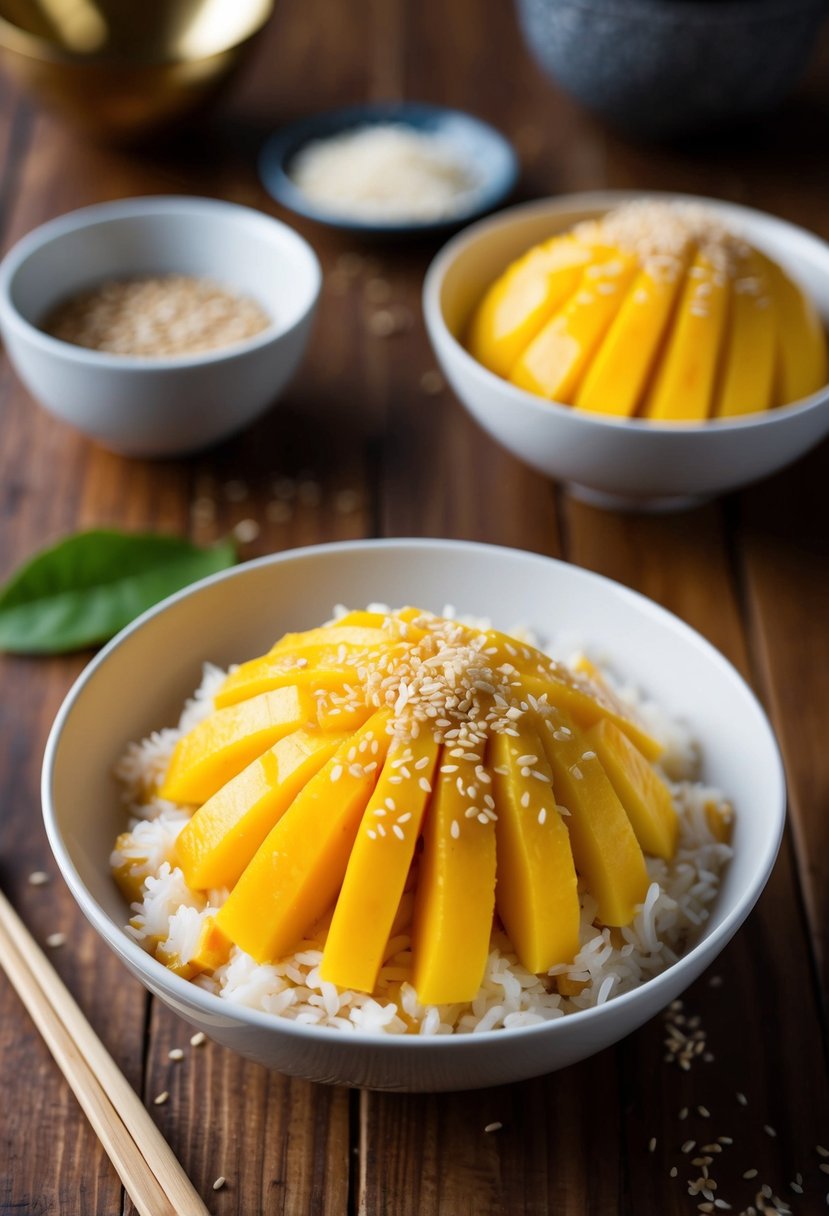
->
<box><xmin>0</xmin><ymin>888</ymin><xmax>211</xmax><ymax>1216</ymax></box>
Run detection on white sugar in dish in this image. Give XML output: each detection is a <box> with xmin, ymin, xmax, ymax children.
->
<box><xmin>288</xmin><ymin>125</ymin><xmax>482</xmax><ymax>223</ymax></box>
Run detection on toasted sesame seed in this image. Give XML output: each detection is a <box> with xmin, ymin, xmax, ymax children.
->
<box><xmin>764</xmin><ymin>1125</ymin><xmax>776</xmax><ymax>1138</ymax></box>
<box><xmin>648</xmin><ymin>1137</ymin><xmax>657</xmax><ymax>1152</ymax></box>
<box><xmin>790</xmin><ymin>1183</ymin><xmax>803</xmax><ymax>1195</ymax></box>
<box><xmin>420</xmin><ymin>370</ymin><xmax>444</xmax><ymax>395</ymax></box>
<box><xmin>680</xmin><ymin>1107</ymin><xmax>690</xmax><ymax>1120</ymax></box>
<box><xmin>168</xmin><ymin>1048</ymin><xmax>184</xmax><ymax>1062</ymax></box>
<box><xmin>818</xmin><ymin>1146</ymin><xmax>829</xmax><ymax>1158</ymax></box>
<box><xmin>153</xmin><ymin>1091</ymin><xmax>169</xmax><ymax>1105</ymax></box>
<box><xmin>484</xmin><ymin>1122</ymin><xmax>503</xmax><ymax>1133</ymax></box>
<box><xmin>736</xmin><ymin>1092</ymin><xmax>748</xmax><ymax>1106</ymax></box>
<box><xmin>717</xmin><ymin>1137</ymin><xmax>733</xmax><ymax>1145</ymax></box>
<box><xmin>743</xmin><ymin>1170</ymin><xmax>759</xmax><ymax>1180</ymax></box>
<box><xmin>821</xmin><ymin>1164</ymin><xmax>829</xmax><ymax>1176</ymax></box>
<box><xmin>233</xmin><ymin>518</ymin><xmax>260</xmax><ymax>544</ymax></box>
<box><xmin>683</xmin><ymin>1140</ymin><xmax>697</xmax><ymax>1154</ymax></box>
<box><xmin>46</xmin><ymin>933</ymin><xmax>66</xmax><ymax>948</ymax></box>
<box><xmin>697</xmin><ymin>1106</ymin><xmax>711</xmax><ymax>1118</ymax></box>
<box><xmin>28</xmin><ymin>871</ymin><xmax>50</xmax><ymax>886</ymax></box>
<box><xmin>670</xmin><ymin>1167</ymin><xmax>678</xmax><ymax>1178</ymax></box>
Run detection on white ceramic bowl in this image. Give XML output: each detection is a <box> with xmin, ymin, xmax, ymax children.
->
<box><xmin>423</xmin><ymin>192</ymin><xmax>829</xmax><ymax>511</ymax></box>
<box><xmin>0</xmin><ymin>196</ymin><xmax>321</xmax><ymax>457</ymax></box>
<box><xmin>42</xmin><ymin>539</ymin><xmax>785</xmax><ymax>1091</ymax></box>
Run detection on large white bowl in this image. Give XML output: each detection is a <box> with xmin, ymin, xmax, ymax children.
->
<box><xmin>0</xmin><ymin>196</ymin><xmax>321</xmax><ymax>457</ymax></box>
<box><xmin>42</xmin><ymin>539</ymin><xmax>785</xmax><ymax>1091</ymax></box>
<box><xmin>423</xmin><ymin>192</ymin><xmax>829</xmax><ymax>511</ymax></box>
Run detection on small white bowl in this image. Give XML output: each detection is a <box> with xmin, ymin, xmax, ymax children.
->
<box><xmin>42</xmin><ymin>539</ymin><xmax>785</xmax><ymax>1091</ymax></box>
<box><xmin>423</xmin><ymin>192</ymin><xmax>829</xmax><ymax>511</ymax></box>
<box><xmin>0</xmin><ymin>196</ymin><xmax>321</xmax><ymax>457</ymax></box>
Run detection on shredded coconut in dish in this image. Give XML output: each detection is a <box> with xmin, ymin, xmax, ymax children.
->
<box><xmin>111</xmin><ymin>613</ymin><xmax>732</xmax><ymax>1035</ymax></box>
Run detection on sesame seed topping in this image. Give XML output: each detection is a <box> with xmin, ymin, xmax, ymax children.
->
<box><xmin>330</xmin><ymin>764</ymin><xmax>343</xmax><ymax>782</ymax></box>
<box><xmin>697</xmin><ymin>1106</ymin><xmax>711</xmax><ymax>1118</ymax></box>
<box><xmin>484</xmin><ymin>1122</ymin><xmax>503</xmax><ymax>1133</ymax></box>
<box><xmin>450</xmin><ymin>820</ymin><xmax>460</xmax><ymax>839</ymax></box>
<box><xmin>212</xmin><ymin>1177</ymin><xmax>226</xmax><ymax>1191</ymax></box>
<box><xmin>538</xmin><ymin>808</ymin><xmax>547</xmax><ymax>825</ymax></box>
<box><xmin>392</xmin><ymin>825</ymin><xmax>405</xmax><ymax>840</ymax></box>
<box><xmin>743</xmin><ymin>1170</ymin><xmax>759</xmax><ymax>1180</ymax></box>
<box><xmin>736</xmin><ymin>1092</ymin><xmax>748</xmax><ymax>1106</ymax></box>
<box><xmin>764</xmin><ymin>1125</ymin><xmax>776</xmax><ymax>1138</ymax></box>
<box><xmin>28</xmin><ymin>871</ymin><xmax>50</xmax><ymax>886</ymax></box>
<box><xmin>46</xmin><ymin>933</ymin><xmax>66</xmax><ymax>948</ymax></box>
<box><xmin>190</xmin><ymin>1032</ymin><xmax>206</xmax><ymax>1047</ymax></box>
<box><xmin>168</xmin><ymin>1048</ymin><xmax>184</xmax><ymax>1061</ymax></box>
<box><xmin>153</xmin><ymin>1091</ymin><xmax>169</xmax><ymax>1105</ymax></box>
<box><xmin>648</xmin><ymin>1137</ymin><xmax>657</xmax><ymax>1152</ymax></box>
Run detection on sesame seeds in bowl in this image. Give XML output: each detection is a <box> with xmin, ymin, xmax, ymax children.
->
<box><xmin>42</xmin><ymin>540</ymin><xmax>785</xmax><ymax>1090</ymax></box>
<box><xmin>0</xmin><ymin>196</ymin><xmax>321</xmax><ymax>456</ymax></box>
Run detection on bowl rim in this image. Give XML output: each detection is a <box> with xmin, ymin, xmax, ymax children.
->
<box><xmin>41</xmin><ymin>537</ymin><xmax>787</xmax><ymax>1050</ymax></box>
<box><xmin>0</xmin><ymin>194</ymin><xmax>322</xmax><ymax>371</ymax></box>
<box><xmin>423</xmin><ymin>189</ymin><xmax>829</xmax><ymax>435</ymax></box>
<box><xmin>258</xmin><ymin>101</ymin><xmax>519</xmax><ymax>236</ymax></box>
<box><xmin>0</xmin><ymin>0</ymin><xmax>274</xmax><ymax>67</ymax></box>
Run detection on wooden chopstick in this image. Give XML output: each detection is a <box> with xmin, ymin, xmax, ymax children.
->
<box><xmin>0</xmin><ymin>889</ymin><xmax>211</xmax><ymax>1216</ymax></box>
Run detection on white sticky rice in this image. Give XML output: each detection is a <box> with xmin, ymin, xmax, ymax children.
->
<box><xmin>111</xmin><ymin>614</ymin><xmax>733</xmax><ymax>1036</ymax></box>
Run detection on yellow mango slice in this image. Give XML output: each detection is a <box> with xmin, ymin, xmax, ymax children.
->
<box><xmin>490</xmin><ymin>728</ymin><xmax>579</xmax><ymax>974</ymax></box>
<box><xmin>585</xmin><ymin>719</ymin><xmax>677</xmax><ymax>860</ymax></box>
<box><xmin>575</xmin><ymin>261</ymin><xmax>685</xmax><ymax>417</ymax></box>
<box><xmin>704</xmin><ymin>797</ymin><xmax>734</xmax><ymax>844</ymax></box>
<box><xmin>320</xmin><ymin>732</ymin><xmax>441</xmax><ymax>993</ymax></box>
<box><xmin>713</xmin><ymin>251</ymin><xmax>776</xmax><ymax>419</ymax></box>
<box><xmin>762</xmin><ymin>256</ymin><xmax>828</xmax><ymax>405</ymax></box>
<box><xmin>510</xmin><ymin>254</ymin><xmax>638</xmax><ymax>403</ymax></box>
<box><xmin>216</xmin><ymin>713</ymin><xmax>391</xmax><ymax>963</ymax></box>
<box><xmin>269</xmin><ymin>625</ymin><xmax>396</xmax><ymax>656</ymax></box>
<box><xmin>538</xmin><ymin>715</ymin><xmax>649</xmax><ymax>926</ymax></box>
<box><xmin>645</xmin><ymin>251</ymin><xmax>730</xmax><ymax>421</ymax></box>
<box><xmin>412</xmin><ymin>741</ymin><xmax>497</xmax><ymax>1005</ymax></box>
<box><xmin>160</xmin><ymin>685</ymin><xmax>316</xmax><ymax>806</ymax></box>
<box><xmin>174</xmin><ymin>727</ymin><xmax>348</xmax><ymax>890</ymax></box>
<box><xmin>477</xmin><ymin>628</ymin><xmax>661</xmax><ymax>761</ymax></box>
<box><xmin>189</xmin><ymin>916</ymin><xmax>232</xmax><ymax>972</ymax></box>
<box><xmin>467</xmin><ymin>235</ymin><xmax>593</xmax><ymax>378</ymax></box>
<box><xmin>215</xmin><ymin>659</ymin><xmax>361</xmax><ymax>709</ymax></box>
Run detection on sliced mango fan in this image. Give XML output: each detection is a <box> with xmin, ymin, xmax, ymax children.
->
<box><xmin>114</xmin><ymin>608</ymin><xmax>730</xmax><ymax>1007</ymax></box>
<box><xmin>467</xmin><ymin>199</ymin><xmax>828</xmax><ymax>422</ymax></box>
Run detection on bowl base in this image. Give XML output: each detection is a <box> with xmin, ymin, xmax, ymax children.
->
<box><xmin>566</xmin><ymin>483</ymin><xmax>711</xmax><ymax>514</ymax></box>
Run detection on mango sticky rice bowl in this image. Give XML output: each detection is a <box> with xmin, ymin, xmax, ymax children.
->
<box><xmin>466</xmin><ymin>198</ymin><xmax>827</xmax><ymax>422</ymax></box>
<box><xmin>112</xmin><ymin>606</ymin><xmax>733</xmax><ymax>1034</ymax></box>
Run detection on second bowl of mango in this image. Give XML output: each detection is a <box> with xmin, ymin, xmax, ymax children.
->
<box><xmin>423</xmin><ymin>192</ymin><xmax>829</xmax><ymax>511</ymax></box>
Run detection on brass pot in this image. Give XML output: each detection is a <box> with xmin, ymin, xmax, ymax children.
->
<box><xmin>0</xmin><ymin>0</ymin><xmax>273</xmax><ymax>141</ymax></box>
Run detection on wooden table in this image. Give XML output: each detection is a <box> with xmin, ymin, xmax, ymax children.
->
<box><xmin>2</xmin><ymin>3</ymin><xmax>828</xmax><ymax>1213</ymax></box>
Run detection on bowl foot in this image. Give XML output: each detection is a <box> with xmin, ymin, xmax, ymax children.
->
<box><xmin>565</xmin><ymin>483</ymin><xmax>712</xmax><ymax>514</ymax></box>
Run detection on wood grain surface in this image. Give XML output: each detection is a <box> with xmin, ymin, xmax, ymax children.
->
<box><xmin>1</xmin><ymin>1</ymin><xmax>828</xmax><ymax>1213</ymax></box>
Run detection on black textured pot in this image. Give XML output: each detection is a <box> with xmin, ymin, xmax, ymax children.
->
<box><xmin>516</xmin><ymin>0</ymin><xmax>828</xmax><ymax>139</ymax></box>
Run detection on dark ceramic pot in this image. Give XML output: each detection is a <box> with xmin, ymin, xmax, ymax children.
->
<box><xmin>516</xmin><ymin>0</ymin><xmax>828</xmax><ymax>139</ymax></box>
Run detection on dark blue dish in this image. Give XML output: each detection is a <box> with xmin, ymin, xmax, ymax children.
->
<box><xmin>259</xmin><ymin>102</ymin><xmax>519</xmax><ymax>237</ymax></box>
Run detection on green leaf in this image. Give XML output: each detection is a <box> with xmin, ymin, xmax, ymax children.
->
<box><xmin>0</xmin><ymin>530</ymin><xmax>236</xmax><ymax>654</ymax></box>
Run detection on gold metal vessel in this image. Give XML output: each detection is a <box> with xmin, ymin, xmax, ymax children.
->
<box><xmin>0</xmin><ymin>0</ymin><xmax>273</xmax><ymax>141</ymax></box>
